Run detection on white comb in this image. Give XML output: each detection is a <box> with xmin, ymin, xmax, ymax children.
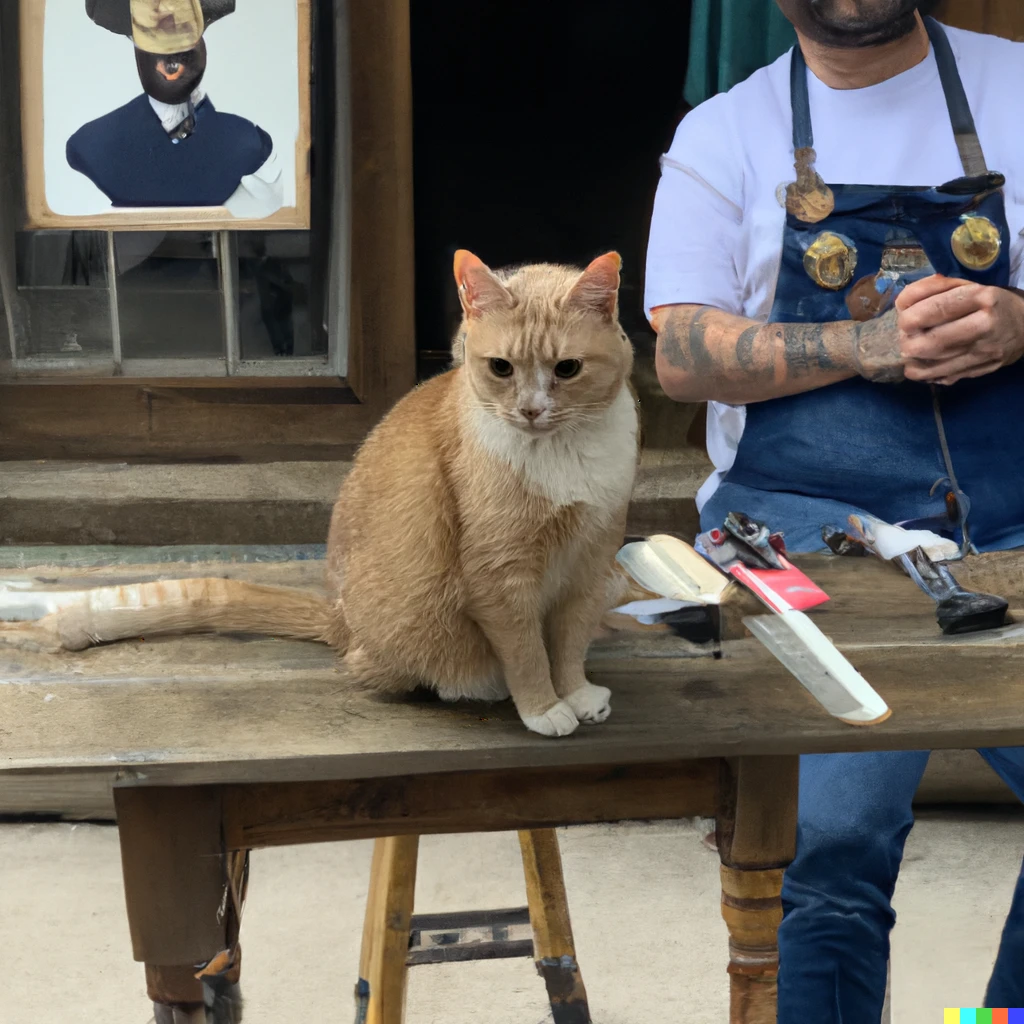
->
<box><xmin>744</xmin><ymin>612</ymin><xmax>891</xmax><ymax>725</ymax></box>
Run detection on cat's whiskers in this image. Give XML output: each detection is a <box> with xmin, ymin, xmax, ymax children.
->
<box><xmin>547</xmin><ymin>407</ymin><xmax>606</xmax><ymax>427</ymax></box>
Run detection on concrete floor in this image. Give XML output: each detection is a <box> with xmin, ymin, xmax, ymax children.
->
<box><xmin>2</xmin><ymin>811</ymin><xmax>1022</xmax><ymax>1024</ymax></box>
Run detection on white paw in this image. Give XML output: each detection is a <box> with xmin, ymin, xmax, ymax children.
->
<box><xmin>521</xmin><ymin>701</ymin><xmax>579</xmax><ymax>737</ymax></box>
<box><xmin>565</xmin><ymin>681</ymin><xmax>612</xmax><ymax>725</ymax></box>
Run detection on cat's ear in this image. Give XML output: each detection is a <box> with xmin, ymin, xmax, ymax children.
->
<box><xmin>567</xmin><ymin>252</ymin><xmax>621</xmax><ymax>320</ymax></box>
<box><xmin>454</xmin><ymin>250</ymin><xmax>514</xmax><ymax>319</ymax></box>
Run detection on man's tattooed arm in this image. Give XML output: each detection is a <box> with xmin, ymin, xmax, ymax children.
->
<box><xmin>652</xmin><ymin>303</ymin><xmax>903</xmax><ymax>404</ymax></box>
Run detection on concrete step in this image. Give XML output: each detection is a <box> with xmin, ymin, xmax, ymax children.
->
<box><xmin>0</xmin><ymin>448</ymin><xmax>713</xmax><ymax>547</ymax></box>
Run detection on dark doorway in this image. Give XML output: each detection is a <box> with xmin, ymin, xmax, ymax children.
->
<box><xmin>410</xmin><ymin>1</ymin><xmax>694</xmax><ymax>377</ymax></box>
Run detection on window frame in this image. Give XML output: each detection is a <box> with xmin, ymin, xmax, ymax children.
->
<box><xmin>0</xmin><ymin>0</ymin><xmax>415</xmax><ymax>460</ymax></box>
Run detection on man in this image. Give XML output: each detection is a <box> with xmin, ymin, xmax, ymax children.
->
<box><xmin>646</xmin><ymin>1</ymin><xmax>1024</xmax><ymax>1017</ymax></box>
<box><xmin>67</xmin><ymin>0</ymin><xmax>282</xmax><ymax>217</ymax></box>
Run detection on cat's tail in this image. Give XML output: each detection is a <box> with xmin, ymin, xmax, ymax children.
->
<box><xmin>0</xmin><ymin>578</ymin><xmax>336</xmax><ymax>652</ymax></box>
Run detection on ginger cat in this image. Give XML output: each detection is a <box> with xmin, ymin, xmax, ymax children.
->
<box><xmin>324</xmin><ymin>250</ymin><xmax>638</xmax><ymax>735</ymax></box>
<box><xmin>1</xmin><ymin>251</ymin><xmax>639</xmax><ymax>738</ymax></box>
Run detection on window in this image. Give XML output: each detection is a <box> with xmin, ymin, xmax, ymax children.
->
<box><xmin>2</xmin><ymin>0</ymin><xmax>343</xmax><ymax>380</ymax></box>
<box><xmin>10</xmin><ymin>228</ymin><xmax>339</xmax><ymax>377</ymax></box>
<box><xmin>0</xmin><ymin>1</ymin><xmax>415</xmax><ymax>463</ymax></box>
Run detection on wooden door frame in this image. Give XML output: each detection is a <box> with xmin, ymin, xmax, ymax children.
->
<box><xmin>934</xmin><ymin>0</ymin><xmax>1024</xmax><ymax>38</ymax></box>
<box><xmin>0</xmin><ymin>0</ymin><xmax>416</xmax><ymax>462</ymax></box>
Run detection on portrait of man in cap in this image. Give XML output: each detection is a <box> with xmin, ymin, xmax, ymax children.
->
<box><xmin>64</xmin><ymin>0</ymin><xmax>284</xmax><ymax>217</ymax></box>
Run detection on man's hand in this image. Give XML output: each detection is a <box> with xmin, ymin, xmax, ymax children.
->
<box><xmin>851</xmin><ymin>308</ymin><xmax>903</xmax><ymax>383</ymax></box>
<box><xmin>895</xmin><ymin>275</ymin><xmax>1024</xmax><ymax>385</ymax></box>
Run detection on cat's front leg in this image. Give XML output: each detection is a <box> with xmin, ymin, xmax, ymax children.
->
<box><xmin>546</xmin><ymin>556</ymin><xmax>620</xmax><ymax>725</ymax></box>
<box><xmin>470</xmin><ymin>589</ymin><xmax>579</xmax><ymax>738</ymax></box>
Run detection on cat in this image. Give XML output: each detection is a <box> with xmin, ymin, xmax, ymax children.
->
<box><xmin>0</xmin><ymin>250</ymin><xmax>640</xmax><ymax>738</ymax></box>
<box><xmin>323</xmin><ymin>249</ymin><xmax>639</xmax><ymax>735</ymax></box>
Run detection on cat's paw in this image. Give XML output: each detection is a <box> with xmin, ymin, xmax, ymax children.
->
<box><xmin>521</xmin><ymin>701</ymin><xmax>579</xmax><ymax>738</ymax></box>
<box><xmin>565</xmin><ymin>681</ymin><xmax>612</xmax><ymax>725</ymax></box>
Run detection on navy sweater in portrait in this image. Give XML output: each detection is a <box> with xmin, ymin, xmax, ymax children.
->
<box><xmin>66</xmin><ymin>94</ymin><xmax>273</xmax><ymax>208</ymax></box>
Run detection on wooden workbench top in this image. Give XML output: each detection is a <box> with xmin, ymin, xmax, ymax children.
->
<box><xmin>2</xmin><ymin>552</ymin><xmax>1024</xmax><ymax>787</ymax></box>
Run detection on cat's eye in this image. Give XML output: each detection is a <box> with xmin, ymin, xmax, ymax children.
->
<box><xmin>554</xmin><ymin>359</ymin><xmax>582</xmax><ymax>379</ymax></box>
<box><xmin>489</xmin><ymin>358</ymin><xmax>514</xmax><ymax>378</ymax></box>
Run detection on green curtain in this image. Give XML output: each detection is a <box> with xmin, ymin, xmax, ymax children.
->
<box><xmin>684</xmin><ymin>0</ymin><xmax>797</xmax><ymax>107</ymax></box>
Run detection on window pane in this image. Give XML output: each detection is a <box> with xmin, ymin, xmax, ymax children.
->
<box><xmin>115</xmin><ymin>232</ymin><xmax>224</xmax><ymax>361</ymax></box>
<box><xmin>237</xmin><ymin>231</ymin><xmax>324</xmax><ymax>360</ymax></box>
<box><xmin>15</xmin><ymin>231</ymin><xmax>112</xmax><ymax>360</ymax></box>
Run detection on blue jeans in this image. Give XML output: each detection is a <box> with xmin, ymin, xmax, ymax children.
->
<box><xmin>778</xmin><ymin>749</ymin><xmax>1024</xmax><ymax>1021</ymax></box>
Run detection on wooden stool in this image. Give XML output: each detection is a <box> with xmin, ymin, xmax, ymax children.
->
<box><xmin>354</xmin><ymin>829</ymin><xmax>590</xmax><ymax>1024</ymax></box>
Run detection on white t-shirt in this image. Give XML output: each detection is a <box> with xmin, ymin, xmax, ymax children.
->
<box><xmin>644</xmin><ymin>25</ymin><xmax>1024</xmax><ymax>511</ymax></box>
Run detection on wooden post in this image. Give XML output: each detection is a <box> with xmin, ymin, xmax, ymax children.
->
<box><xmin>115</xmin><ymin>786</ymin><xmax>243</xmax><ymax>1021</ymax></box>
<box><xmin>518</xmin><ymin>829</ymin><xmax>591</xmax><ymax>1024</ymax></box>
<box><xmin>358</xmin><ymin>835</ymin><xmax>420</xmax><ymax>1024</ymax></box>
<box><xmin>347</xmin><ymin>0</ymin><xmax>417</xmax><ymax>408</ymax></box>
<box><xmin>716</xmin><ymin>756</ymin><xmax>799</xmax><ymax>1024</ymax></box>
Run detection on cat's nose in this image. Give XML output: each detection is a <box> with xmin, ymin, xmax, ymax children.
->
<box><xmin>519</xmin><ymin>405</ymin><xmax>544</xmax><ymax>421</ymax></box>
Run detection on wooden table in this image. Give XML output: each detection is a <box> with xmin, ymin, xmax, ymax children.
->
<box><xmin>4</xmin><ymin>551</ymin><xmax>1024</xmax><ymax>1021</ymax></box>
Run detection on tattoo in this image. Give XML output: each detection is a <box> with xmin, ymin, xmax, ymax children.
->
<box><xmin>655</xmin><ymin>303</ymin><xmax>862</xmax><ymax>402</ymax></box>
<box><xmin>815</xmin><ymin>332</ymin><xmax>839</xmax><ymax>371</ymax></box>
<box><xmin>765</xmin><ymin>330</ymin><xmax>778</xmax><ymax>377</ymax></box>
<box><xmin>735</xmin><ymin>325</ymin><xmax>758</xmax><ymax>372</ymax></box>
<box><xmin>660</xmin><ymin>316</ymin><xmax>691</xmax><ymax>371</ymax></box>
<box><xmin>687</xmin><ymin>309</ymin><xmax>714</xmax><ymax>375</ymax></box>
<box><xmin>783</xmin><ymin>330</ymin><xmax>812</xmax><ymax>376</ymax></box>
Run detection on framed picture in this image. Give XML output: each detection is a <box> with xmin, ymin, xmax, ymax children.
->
<box><xmin>20</xmin><ymin>0</ymin><xmax>311</xmax><ymax>230</ymax></box>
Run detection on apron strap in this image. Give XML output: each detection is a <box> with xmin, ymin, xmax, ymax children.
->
<box><xmin>924</xmin><ymin>17</ymin><xmax>989</xmax><ymax>177</ymax></box>
<box><xmin>790</xmin><ymin>41</ymin><xmax>813</xmax><ymax>153</ymax></box>
<box><xmin>790</xmin><ymin>16</ymin><xmax>988</xmax><ymax>177</ymax></box>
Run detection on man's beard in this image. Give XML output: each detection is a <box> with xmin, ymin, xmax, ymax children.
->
<box><xmin>783</xmin><ymin>1</ymin><xmax>920</xmax><ymax>48</ymax></box>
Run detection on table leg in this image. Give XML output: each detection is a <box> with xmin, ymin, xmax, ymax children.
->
<box><xmin>115</xmin><ymin>786</ymin><xmax>244</xmax><ymax>1023</ymax></box>
<box><xmin>518</xmin><ymin>829</ymin><xmax>590</xmax><ymax>1024</ymax></box>
<box><xmin>715</xmin><ymin>756</ymin><xmax>798</xmax><ymax>1024</ymax></box>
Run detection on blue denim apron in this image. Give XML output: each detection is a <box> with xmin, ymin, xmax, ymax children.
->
<box><xmin>701</xmin><ymin>18</ymin><xmax>1024</xmax><ymax>555</ymax></box>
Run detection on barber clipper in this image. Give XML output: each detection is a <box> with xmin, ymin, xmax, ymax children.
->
<box><xmin>825</xmin><ymin>515</ymin><xmax>1009</xmax><ymax>635</ymax></box>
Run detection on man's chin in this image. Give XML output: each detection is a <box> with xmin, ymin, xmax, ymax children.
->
<box><xmin>779</xmin><ymin>0</ymin><xmax>921</xmax><ymax>49</ymax></box>
<box><xmin>811</xmin><ymin>12</ymin><xmax>920</xmax><ymax>47</ymax></box>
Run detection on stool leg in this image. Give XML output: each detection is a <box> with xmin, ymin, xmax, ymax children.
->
<box><xmin>354</xmin><ymin>839</ymin><xmax>388</xmax><ymax>1022</ymax></box>
<box><xmin>518</xmin><ymin>829</ymin><xmax>590</xmax><ymax>1024</ymax></box>
<box><xmin>357</xmin><ymin>835</ymin><xmax>420</xmax><ymax>1024</ymax></box>
<box><xmin>716</xmin><ymin>757</ymin><xmax>798</xmax><ymax>1024</ymax></box>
